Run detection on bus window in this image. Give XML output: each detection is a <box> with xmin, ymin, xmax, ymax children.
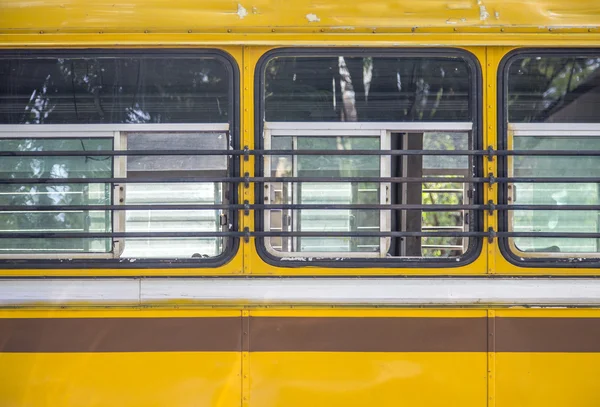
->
<box><xmin>0</xmin><ymin>52</ymin><xmax>237</xmax><ymax>263</ymax></box>
<box><xmin>258</xmin><ymin>50</ymin><xmax>480</xmax><ymax>264</ymax></box>
<box><xmin>503</xmin><ymin>52</ymin><xmax>600</xmax><ymax>262</ymax></box>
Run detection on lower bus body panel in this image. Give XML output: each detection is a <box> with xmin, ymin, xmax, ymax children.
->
<box><xmin>0</xmin><ymin>309</ymin><xmax>598</xmax><ymax>407</ymax></box>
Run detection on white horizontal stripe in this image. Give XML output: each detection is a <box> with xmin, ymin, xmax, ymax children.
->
<box><xmin>1</xmin><ymin>278</ymin><xmax>600</xmax><ymax>306</ymax></box>
<box><xmin>0</xmin><ymin>123</ymin><xmax>229</xmax><ymax>133</ymax></box>
<box><xmin>509</xmin><ymin>123</ymin><xmax>600</xmax><ymax>133</ymax></box>
<box><xmin>265</xmin><ymin>122</ymin><xmax>473</xmax><ymax>132</ymax></box>
<box><xmin>0</xmin><ymin>279</ymin><xmax>139</xmax><ymax>305</ymax></box>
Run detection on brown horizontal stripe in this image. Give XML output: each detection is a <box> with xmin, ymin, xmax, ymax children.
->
<box><xmin>495</xmin><ymin>317</ymin><xmax>600</xmax><ymax>353</ymax></box>
<box><xmin>249</xmin><ymin>317</ymin><xmax>488</xmax><ymax>352</ymax></box>
<box><xmin>2</xmin><ymin>317</ymin><xmax>598</xmax><ymax>353</ymax></box>
<box><xmin>0</xmin><ymin>318</ymin><xmax>242</xmax><ymax>353</ymax></box>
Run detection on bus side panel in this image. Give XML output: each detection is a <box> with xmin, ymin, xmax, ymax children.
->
<box><xmin>494</xmin><ymin>310</ymin><xmax>600</xmax><ymax>407</ymax></box>
<box><xmin>247</xmin><ymin>310</ymin><xmax>488</xmax><ymax>407</ymax></box>
<box><xmin>0</xmin><ymin>310</ymin><xmax>242</xmax><ymax>407</ymax></box>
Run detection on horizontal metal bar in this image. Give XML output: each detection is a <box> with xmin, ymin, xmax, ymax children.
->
<box><xmin>505</xmin><ymin>204</ymin><xmax>600</xmax><ymax>210</ymax></box>
<box><xmin>0</xmin><ymin>149</ymin><xmax>477</xmax><ymax>158</ymax></box>
<box><xmin>4</xmin><ymin>148</ymin><xmax>600</xmax><ymax>158</ymax></box>
<box><xmin>3</xmin><ymin>175</ymin><xmax>600</xmax><ymax>185</ymax></box>
<box><xmin>0</xmin><ymin>150</ymin><xmax>238</xmax><ymax>157</ymax></box>
<box><xmin>0</xmin><ymin>232</ymin><xmax>243</xmax><ymax>239</ymax></box>
<box><xmin>0</xmin><ymin>203</ymin><xmax>481</xmax><ymax>212</ymax></box>
<box><xmin>4</xmin><ymin>203</ymin><xmax>600</xmax><ymax>212</ymax></box>
<box><xmin>500</xmin><ymin>177</ymin><xmax>600</xmax><ymax>183</ymax></box>
<box><xmin>0</xmin><ymin>204</ymin><xmax>236</xmax><ymax>212</ymax></box>
<box><xmin>262</xmin><ymin>149</ymin><xmax>478</xmax><ymax>156</ymax></box>
<box><xmin>0</xmin><ymin>177</ymin><xmax>236</xmax><ymax>184</ymax></box>
<box><xmin>254</xmin><ymin>176</ymin><xmax>478</xmax><ymax>183</ymax></box>
<box><xmin>499</xmin><ymin>150</ymin><xmax>600</xmax><ymax>156</ymax></box>
<box><xmin>3</xmin><ymin>231</ymin><xmax>600</xmax><ymax>239</ymax></box>
<box><xmin>0</xmin><ymin>231</ymin><xmax>481</xmax><ymax>239</ymax></box>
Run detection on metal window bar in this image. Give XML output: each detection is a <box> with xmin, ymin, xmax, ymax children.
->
<box><xmin>4</xmin><ymin>123</ymin><xmax>600</xmax><ymax>260</ymax></box>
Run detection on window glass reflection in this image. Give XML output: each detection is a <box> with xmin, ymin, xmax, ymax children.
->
<box><xmin>264</xmin><ymin>56</ymin><xmax>471</xmax><ymax>122</ymax></box>
<box><xmin>0</xmin><ymin>57</ymin><xmax>230</xmax><ymax>124</ymax></box>
<box><xmin>507</xmin><ymin>56</ymin><xmax>600</xmax><ymax>123</ymax></box>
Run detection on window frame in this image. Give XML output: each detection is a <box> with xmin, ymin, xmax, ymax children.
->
<box><xmin>0</xmin><ymin>49</ymin><xmax>240</xmax><ymax>269</ymax></box>
<box><xmin>498</xmin><ymin>48</ymin><xmax>600</xmax><ymax>268</ymax></box>
<box><xmin>254</xmin><ymin>47</ymin><xmax>483</xmax><ymax>268</ymax></box>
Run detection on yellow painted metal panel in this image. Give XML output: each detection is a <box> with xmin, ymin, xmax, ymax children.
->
<box><xmin>0</xmin><ymin>309</ymin><xmax>242</xmax><ymax>318</ymax></box>
<box><xmin>496</xmin><ymin>353</ymin><xmax>600</xmax><ymax>407</ymax></box>
<box><xmin>2</xmin><ymin>0</ymin><xmax>600</xmax><ymax>34</ymax></box>
<box><xmin>3</xmin><ymin>34</ymin><xmax>600</xmax><ymax>48</ymax></box>
<box><xmin>249</xmin><ymin>308</ymin><xmax>487</xmax><ymax>318</ymax></box>
<box><xmin>0</xmin><ymin>352</ymin><xmax>241</xmax><ymax>407</ymax></box>
<box><xmin>241</xmin><ymin>45</ymin><xmax>489</xmax><ymax>275</ymax></box>
<box><xmin>248</xmin><ymin>352</ymin><xmax>487</xmax><ymax>407</ymax></box>
<box><xmin>0</xmin><ymin>46</ymin><xmax>244</xmax><ymax>278</ymax></box>
<box><xmin>494</xmin><ymin>308</ymin><xmax>600</xmax><ymax>318</ymax></box>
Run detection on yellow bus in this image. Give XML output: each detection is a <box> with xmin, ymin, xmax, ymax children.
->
<box><xmin>1</xmin><ymin>1</ymin><xmax>600</xmax><ymax>406</ymax></box>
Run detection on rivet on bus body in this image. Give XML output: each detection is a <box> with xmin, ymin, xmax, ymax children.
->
<box><xmin>411</xmin><ymin>27</ymin><xmax>417</xmax><ymax>32</ymax></box>
<box><xmin>144</xmin><ymin>30</ymin><xmax>149</xmax><ymax>33</ymax></box>
<box><xmin>228</xmin><ymin>29</ymin><xmax>232</xmax><ymax>33</ymax></box>
<box><xmin>272</xmin><ymin>29</ymin><xmax>276</xmax><ymax>32</ymax></box>
<box><xmin>188</xmin><ymin>30</ymin><xmax>192</xmax><ymax>33</ymax></box>
<box><xmin>39</xmin><ymin>30</ymin><xmax>44</xmax><ymax>34</ymax></box>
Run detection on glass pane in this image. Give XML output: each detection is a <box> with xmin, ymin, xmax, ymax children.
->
<box><xmin>507</xmin><ymin>56</ymin><xmax>600</xmax><ymax>123</ymax></box>
<box><xmin>268</xmin><ymin>136</ymin><xmax>381</xmax><ymax>254</ymax></box>
<box><xmin>421</xmin><ymin>132</ymin><xmax>470</xmax><ymax>258</ymax></box>
<box><xmin>0</xmin><ymin>138</ymin><xmax>112</xmax><ymax>254</ymax></box>
<box><xmin>0</xmin><ymin>56</ymin><xmax>230</xmax><ymax>124</ymax></box>
<box><xmin>511</xmin><ymin>136</ymin><xmax>600</xmax><ymax>254</ymax></box>
<box><xmin>264</xmin><ymin>56</ymin><xmax>471</xmax><ymax>122</ymax></box>
<box><xmin>122</xmin><ymin>132</ymin><xmax>227</xmax><ymax>259</ymax></box>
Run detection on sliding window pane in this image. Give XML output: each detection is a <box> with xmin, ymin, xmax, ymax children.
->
<box><xmin>122</xmin><ymin>132</ymin><xmax>228</xmax><ymax>259</ymax></box>
<box><xmin>0</xmin><ymin>138</ymin><xmax>112</xmax><ymax>254</ymax></box>
<box><xmin>511</xmin><ymin>135</ymin><xmax>600</xmax><ymax>254</ymax></box>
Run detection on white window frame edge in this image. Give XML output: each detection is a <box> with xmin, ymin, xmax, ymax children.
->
<box><xmin>508</xmin><ymin>123</ymin><xmax>600</xmax><ymax>259</ymax></box>
<box><xmin>263</xmin><ymin>127</ymin><xmax>390</xmax><ymax>259</ymax></box>
<box><xmin>0</xmin><ymin>123</ymin><xmax>230</xmax><ymax>260</ymax></box>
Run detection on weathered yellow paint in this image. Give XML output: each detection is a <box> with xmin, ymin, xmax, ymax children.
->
<box><xmin>0</xmin><ymin>308</ymin><xmax>242</xmax><ymax>318</ymax></box>
<box><xmin>0</xmin><ymin>308</ymin><xmax>599</xmax><ymax>406</ymax></box>
<box><xmin>248</xmin><ymin>352</ymin><xmax>487</xmax><ymax>407</ymax></box>
<box><xmin>248</xmin><ymin>308</ymin><xmax>487</xmax><ymax>318</ymax></box>
<box><xmin>495</xmin><ymin>354</ymin><xmax>600</xmax><ymax>407</ymax></box>
<box><xmin>0</xmin><ymin>3</ymin><xmax>599</xmax><ymax>278</ymax></box>
<box><xmin>0</xmin><ymin>352</ymin><xmax>242</xmax><ymax>407</ymax></box>
<box><xmin>2</xmin><ymin>0</ymin><xmax>600</xmax><ymax>34</ymax></box>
